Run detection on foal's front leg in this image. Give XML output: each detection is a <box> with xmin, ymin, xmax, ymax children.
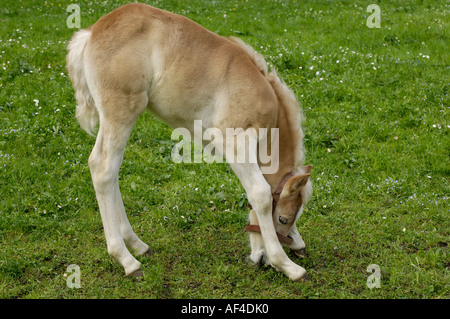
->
<box><xmin>226</xmin><ymin>125</ymin><xmax>308</xmax><ymax>282</ymax></box>
<box><xmin>288</xmin><ymin>226</ymin><xmax>307</xmax><ymax>258</ymax></box>
<box><xmin>288</xmin><ymin>205</ymin><xmax>307</xmax><ymax>258</ymax></box>
<box><xmin>232</xmin><ymin>162</ymin><xmax>307</xmax><ymax>281</ymax></box>
<box><xmin>249</xmin><ymin>211</ymin><xmax>307</xmax><ymax>262</ymax></box>
<box><xmin>248</xmin><ymin>209</ymin><xmax>269</xmax><ymax>265</ymax></box>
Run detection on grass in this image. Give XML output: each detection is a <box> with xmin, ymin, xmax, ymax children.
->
<box><xmin>0</xmin><ymin>0</ymin><xmax>448</xmax><ymax>299</ymax></box>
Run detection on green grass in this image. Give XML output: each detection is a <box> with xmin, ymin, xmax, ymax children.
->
<box><xmin>0</xmin><ymin>0</ymin><xmax>448</xmax><ymax>299</ymax></box>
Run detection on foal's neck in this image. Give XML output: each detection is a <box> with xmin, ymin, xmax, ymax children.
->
<box><xmin>263</xmin><ymin>101</ymin><xmax>299</xmax><ymax>192</ymax></box>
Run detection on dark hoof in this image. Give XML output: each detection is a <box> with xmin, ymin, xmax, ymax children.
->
<box><xmin>295</xmin><ymin>273</ymin><xmax>311</xmax><ymax>282</ymax></box>
<box><xmin>129</xmin><ymin>269</ymin><xmax>144</xmax><ymax>278</ymax></box>
<box><xmin>292</xmin><ymin>248</ymin><xmax>307</xmax><ymax>258</ymax></box>
<box><xmin>143</xmin><ymin>248</ymin><xmax>154</xmax><ymax>257</ymax></box>
<box><xmin>257</xmin><ymin>253</ymin><xmax>269</xmax><ymax>267</ymax></box>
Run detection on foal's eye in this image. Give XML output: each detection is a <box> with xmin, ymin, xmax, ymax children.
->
<box><xmin>278</xmin><ymin>216</ymin><xmax>289</xmax><ymax>225</ymax></box>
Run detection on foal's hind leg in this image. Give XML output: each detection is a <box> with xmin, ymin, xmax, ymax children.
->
<box><xmin>89</xmin><ymin>93</ymin><xmax>149</xmax><ymax>276</ymax></box>
<box><xmin>114</xmin><ymin>185</ymin><xmax>152</xmax><ymax>257</ymax></box>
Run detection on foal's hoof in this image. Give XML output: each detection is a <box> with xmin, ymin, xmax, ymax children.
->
<box><xmin>143</xmin><ymin>248</ymin><xmax>154</xmax><ymax>257</ymax></box>
<box><xmin>292</xmin><ymin>248</ymin><xmax>307</xmax><ymax>258</ymax></box>
<box><xmin>249</xmin><ymin>253</ymin><xmax>269</xmax><ymax>267</ymax></box>
<box><xmin>129</xmin><ymin>269</ymin><xmax>144</xmax><ymax>278</ymax></box>
<box><xmin>294</xmin><ymin>273</ymin><xmax>311</xmax><ymax>282</ymax></box>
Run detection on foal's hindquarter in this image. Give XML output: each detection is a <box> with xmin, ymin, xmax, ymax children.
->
<box><xmin>67</xmin><ymin>3</ymin><xmax>311</xmax><ymax>281</ymax></box>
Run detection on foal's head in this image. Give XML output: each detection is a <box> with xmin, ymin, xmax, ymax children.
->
<box><xmin>272</xmin><ymin>167</ymin><xmax>312</xmax><ymax>237</ymax></box>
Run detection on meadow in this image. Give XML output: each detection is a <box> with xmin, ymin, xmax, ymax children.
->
<box><xmin>0</xmin><ymin>0</ymin><xmax>448</xmax><ymax>299</ymax></box>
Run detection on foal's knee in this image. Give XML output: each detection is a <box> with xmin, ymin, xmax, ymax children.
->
<box><xmin>247</xmin><ymin>184</ymin><xmax>272</xmax><ymax>213</ymax></box>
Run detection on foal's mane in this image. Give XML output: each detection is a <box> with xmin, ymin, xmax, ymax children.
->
<box><xmin>228</xmin><ymin>37</ymin><xmax>305</xmax><ymax>169</ymax></box>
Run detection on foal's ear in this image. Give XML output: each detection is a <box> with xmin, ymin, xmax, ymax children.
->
<box><xmin>303</xmin><ymin>165</ymin><xmax>313</xmax><ymax>174</ymax></box>
<box><xmin>285</xmin><ymin>173</ymin><xmax>310</xmax><ymax>196</ymax></box>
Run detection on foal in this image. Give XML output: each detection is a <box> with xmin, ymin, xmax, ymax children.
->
<box><xmin>67</xmin><ymin>3</ymin><xmax>312</xmax><ymax>281</ymax></box>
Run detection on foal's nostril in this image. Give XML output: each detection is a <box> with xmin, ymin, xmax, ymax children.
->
<box><xmin>279</xmin><ymin>216</ymin><xmax>288</xmax><ymax>225</ymax></box>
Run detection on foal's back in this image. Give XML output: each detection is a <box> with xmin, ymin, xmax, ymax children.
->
<box><xmin>84</xmin><ymin>3</ymin><xmax>278</xmax><ymax>131</ymax></box>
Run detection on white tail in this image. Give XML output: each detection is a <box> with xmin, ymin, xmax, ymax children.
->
<box><xmin>66</xmin><ymin>29</ymin><xmax>98</xmax><ymax>136</ymax></box>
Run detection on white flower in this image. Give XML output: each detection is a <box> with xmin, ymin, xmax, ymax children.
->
<box><xmin>309</xmin><ymin>66</ymin><xmax>314</xmax><ymax>70</ymax></box>
<box><xmin>33</xmin><ymin>99</ymin><xmax>39</xmax><ymax>106</ymax></box>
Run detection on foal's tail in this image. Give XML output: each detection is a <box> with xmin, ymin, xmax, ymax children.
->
<box><xmin>66</xmin><ymin>29</ymin><xmax>98</xmax><ymax>136</ymax></box>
